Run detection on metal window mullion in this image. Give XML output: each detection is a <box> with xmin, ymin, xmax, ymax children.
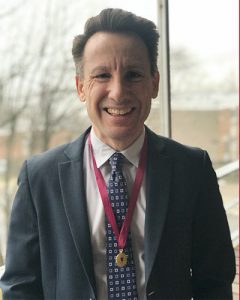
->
<box><xmin>156</xmin><ymin>0</ymin><xmax>172</xmax><ymax>137</ymax></box>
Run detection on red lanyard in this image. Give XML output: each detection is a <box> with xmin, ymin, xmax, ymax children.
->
<box><xmin>88</xmin><ymin>135</ymin><xmax>147</xmax><ymax>250</ymax></box>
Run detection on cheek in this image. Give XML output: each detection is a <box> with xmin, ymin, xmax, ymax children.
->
<box><xmin>87</xmin><ymin>82</ymin><xmax>106</xmax><ymax>103</ymax></box>
<box><xmin>145</xmin><ymin>100</ymin><xmax>152</xmax><ymax>116</ymax></box>
<box><xmin>140</xmin><ymin>96</ymin><xmax>152</xmax><ymax>119</ymax></box>
<box><xmin>85</xmin><ymin>89</ymin><xmax>103</xmax><ymax>118</ymax></box>
<box><xmin>140</xmin><ymin>89</ymin><xmax>152</xmax><ymax>106</ymax></box>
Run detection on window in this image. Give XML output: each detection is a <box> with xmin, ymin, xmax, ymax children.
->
<box><xmin>168</xmin><ymin>0</ymin><xmax>238</xmax><ymax>245</ymax></box>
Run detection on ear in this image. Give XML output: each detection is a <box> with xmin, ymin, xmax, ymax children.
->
<box><xmin>75</xmin><ymin>76</ymin><xmax>85</xmax><ymax>102</ymax></box>
<box><xmin>151</xmin><ymin>71</ymin><xmax>160</xmax><ymax>99</ymax></box>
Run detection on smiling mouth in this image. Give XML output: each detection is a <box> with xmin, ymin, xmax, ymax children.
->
<box><xmin>105</xmin><ymin>108</ymin><xmax>134</xmax><ymax>116</ymax></box>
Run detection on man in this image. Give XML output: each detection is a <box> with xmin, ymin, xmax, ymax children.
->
<box><xmin>0</xmin><ymin>8</ymin><xmax>235</xmax><ymax>300</ymax></box>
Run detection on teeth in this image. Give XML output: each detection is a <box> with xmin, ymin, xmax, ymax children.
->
<box><xmin>107</xmin><ymin>108</ymin><xmax>132</xmax><ymax>115</ymax></box>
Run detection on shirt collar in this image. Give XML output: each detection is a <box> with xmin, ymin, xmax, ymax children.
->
<box><xmin>90</xmin><ymin>128</ymin><xmax>145</xmax><ymax>168</ymax></box>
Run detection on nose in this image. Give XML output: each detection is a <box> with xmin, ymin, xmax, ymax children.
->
<box><xmin>108</xmin><ymin>76</ymin><xmax>127</xmax><ymax>102</ymax></box>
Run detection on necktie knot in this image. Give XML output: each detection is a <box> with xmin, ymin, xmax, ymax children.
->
<box><xmin>109</xmin><ymin>152</ymin><xmax>124</xmax><ymax>171</ymax></box>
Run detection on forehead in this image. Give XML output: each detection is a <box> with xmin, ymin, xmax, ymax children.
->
<box><xmin>82</xmin><ymin>31</ymin><xmax>150</xmax><ymax>71</ymax></box>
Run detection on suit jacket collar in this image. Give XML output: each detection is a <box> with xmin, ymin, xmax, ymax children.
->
<box><xmin>59</xmin><ymin>126</ymin><xmax>172</xmax><ymax>294</ymax></box>
<box><xmin>63</xmin><ymin>127</ymin><xmax>91</xmax><ymax>161</ymax></box>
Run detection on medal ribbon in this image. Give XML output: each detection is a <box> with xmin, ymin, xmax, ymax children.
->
<box><xmin>88</xmin><ymin>134</ymin><xmax>147</xmax><ymax>250</ymax></box>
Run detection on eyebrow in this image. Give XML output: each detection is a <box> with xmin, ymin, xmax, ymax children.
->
<box><xmin>90</xmin><ymin>64</ymin><xmax>144</xmax><ymax>74</ymax></box>
<box><xmin>90</xmin><ymin>66</ymin><xmax>109</xmax><ymax>74</ymax></box>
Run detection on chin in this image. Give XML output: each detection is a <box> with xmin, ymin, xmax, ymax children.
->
<box><xmin>109</xmin><ymin>128</ymin><xmax>139</xmax><ymax>142</ymax></box>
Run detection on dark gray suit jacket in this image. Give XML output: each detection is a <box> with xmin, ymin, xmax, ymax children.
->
<box><xmin>0</xmin><ymin>127</ymin><xmax>235</xmax><ymax>299</ymax></box>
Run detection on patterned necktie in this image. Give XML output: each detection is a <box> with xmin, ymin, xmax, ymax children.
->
<box><xmin>106</xmin><ymin>152</ymin><xmax>138</xmax><ymax>300</ymax></box>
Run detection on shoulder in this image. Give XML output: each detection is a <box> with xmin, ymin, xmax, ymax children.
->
<box><xmin>20</xmin><ymin>128</ymin><xmax>90</xmax><ymax>181</ymax></box>
<box><xmin>146</xmin><ymin>127</ymin><xmax>215</xmax><ymax>186</ymax></box>
<box><xmin>145</xmin><ymin>127</ymin><xmax>214</xmax><ymax>176</ymax></box>
<box><xmin>146</xmin><ymin>127</ymin><xmax>206</xmax><ymax>160</ymax></box>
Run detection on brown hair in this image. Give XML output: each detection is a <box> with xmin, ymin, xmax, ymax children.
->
<box><xmin>72</xmin><ymin>8</ymin><xmax>159</xmax><ymax>76</ymax></box>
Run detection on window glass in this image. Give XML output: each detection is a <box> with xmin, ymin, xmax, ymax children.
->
<box><xmin>169</xmin><ymin>0</ymin><xmax>238</xmax><ymax>239</ymax></box>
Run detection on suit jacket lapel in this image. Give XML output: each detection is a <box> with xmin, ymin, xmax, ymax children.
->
<box><xmin>144</xmin><ymin>129</ymin><xmax>172</xmax><ymax>285</ymax></box>
<box><xmin>58</xmin><ymin>128</ymin><xmax>96</xmax><ymax>295</ymax></box>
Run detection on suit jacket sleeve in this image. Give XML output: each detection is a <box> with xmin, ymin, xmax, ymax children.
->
<box><xmin>0</xmin><ymin>161</ymin><xmax>44</xmax><ymax>299</ymax></box>
<box><xmin>192</xmin><ymin>151</ymin><xmax>236</xmax><ymax>299</ymax></box>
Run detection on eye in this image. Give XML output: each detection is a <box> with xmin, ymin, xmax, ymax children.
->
<box><xmin>125</xmin><ymin>70</ymin><xmax>143</xmax><ymax>81</ymax></box>
<box><xmin>94</xmin><ymin>73</ymin><xmax>111</xmax><ymax>81</ymax></box>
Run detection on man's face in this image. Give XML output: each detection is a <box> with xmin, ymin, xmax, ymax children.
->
<box><xmin>76</xmin><ymin>31</ymin><xmax>159</xmax><ymax>150</ymax></box>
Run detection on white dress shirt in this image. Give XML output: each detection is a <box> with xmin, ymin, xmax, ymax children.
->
<box><xmin>83</xmin><ymin>128</ymin><xmax>146</xmax><ymax>299</ymax></box>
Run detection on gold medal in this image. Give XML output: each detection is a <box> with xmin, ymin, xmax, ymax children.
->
<box><xmin>115</xmin><ymin>250</ymin><xmax>128</xmax><ymax>267</ymax></box>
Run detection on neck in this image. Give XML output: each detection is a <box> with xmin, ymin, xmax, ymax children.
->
<box><xmin>92</xmin><ymin>127</ymin><xmax>144</xmax><ymax>151</ymax></box>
